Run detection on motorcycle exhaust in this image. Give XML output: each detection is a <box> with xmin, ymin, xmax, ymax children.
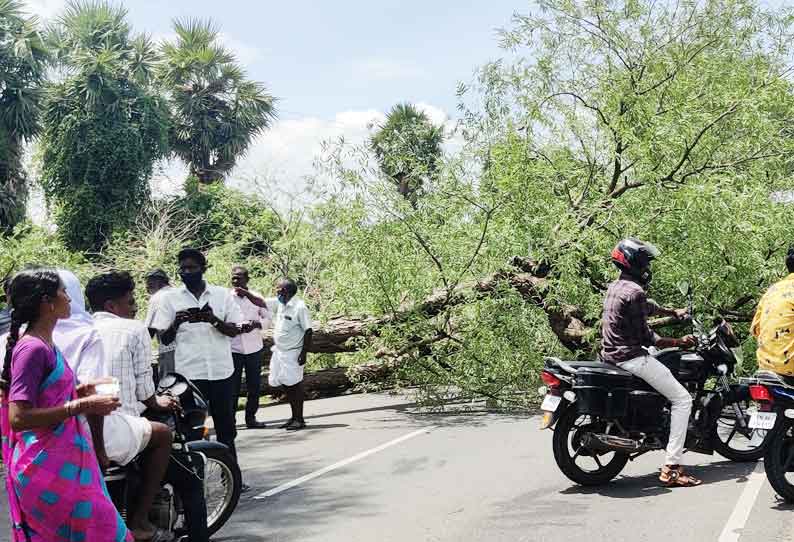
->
<box><xmin>581</xmin><ymin>432</ymin><xmax>645</xmax><ymax>453</ymax></box>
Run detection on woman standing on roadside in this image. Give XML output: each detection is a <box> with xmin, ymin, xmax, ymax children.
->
<box><xmin>1</xmin><ymin>268</ymin><xmax>132</xmax><ymax>542</ymax></box>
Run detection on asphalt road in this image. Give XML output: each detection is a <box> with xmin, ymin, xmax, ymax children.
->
<box><xmin>2</xmin><ymin>392</ymin><xmax>794</xmax><ymax>541</ymax></box>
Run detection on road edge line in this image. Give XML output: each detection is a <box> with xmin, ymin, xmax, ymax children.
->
<box><xmin>254</xmin><ymin>425</ymin><xmax>437</xmax><ymax>499</ymax></box>
<box><xmin>718</xmin><ymin>461</ymin><xmax>766</xmax><ymax>542</ymax></box>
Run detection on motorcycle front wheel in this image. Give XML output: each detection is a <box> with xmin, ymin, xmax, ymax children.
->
<box><xmin>713</xmin><ymin>399</ymin><xmax>776</xmax><ymax>462</ymax></box>
<box><xmin>552</xmin><ymin>406</ymin><xmax>629</xmax><ymax>486</ymax></box>
<box><xmin>203</xmin><ymin>447</ymin><xmax>242</xmax><ymax>535</ymax></box>
<box><xmin>764</xmin><ymin>420</ymin><xmax>794</xmax><ymax>502</ymax></box>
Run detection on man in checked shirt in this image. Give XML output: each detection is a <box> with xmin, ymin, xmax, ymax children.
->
<box><xmin>86</xmin><ymin>271</ymin><xmax>184</xmax><ymax>542</ymax></box>
<box><xmin>601</xmin><ymin>238</ymin><xmax>698</xmax><ymax>487</ymax></box>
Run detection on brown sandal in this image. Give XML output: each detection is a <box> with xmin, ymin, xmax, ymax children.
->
<box><xmin>660</xmin><ymin>465</ymin><xmax>702</xmax><ymax>487</ymax></box>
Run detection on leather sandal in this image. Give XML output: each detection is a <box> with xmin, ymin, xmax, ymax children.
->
<box><xmin>660</xmin><ymin>465</ymin><xmax>702</xmax><ymax>487</ymax></box>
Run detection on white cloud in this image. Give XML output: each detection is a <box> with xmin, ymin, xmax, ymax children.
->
<box><xmin>218</xmin><ymin>33</ymin><xmax>267</xmax><ymax>67</ymax></box>
<box><xmin>25</xmin><ymin>0</ymin><xmax>66</xmax><ymax>19</ymax></box>
<box><xmin>30</xmin><ymin>104</ymin><xmax>457</xmax><ymax>225</ymax></box>
<box><xmin>224</xmin><ymin>104</ymin><xmax>464</xmax><ymax>206</ymax></box>
<box><xmin>351</xmin><ymin>58</ymin><xmax>428</xmax><ymax>81</ymax></box>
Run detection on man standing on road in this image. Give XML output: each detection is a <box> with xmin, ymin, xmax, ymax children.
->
<box><xmin>150</xmin><ymin>248</ymin><xmax>244</xmax><ymax>458</ymax></box>
<box><xmin>752</xmin><ymin>247</ymin><xmax>794</xmax><ymax>377</ymax></box>
<box><xmin>143</xmin><ymin>269</ymin><xmax>176</xmax><ymax>378</ymax></box>
<box><xmin>237</xmin><ymin>278</ymin><xmax>312</xmax><ymax>431</ymax></box>
<box><xmin>230</xmin><ymin>265</ymin><xmax>270</xmax><ymax>429</ymax></box>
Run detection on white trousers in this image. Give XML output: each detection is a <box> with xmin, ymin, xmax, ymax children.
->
<box><xmin>268</xmin><ymin>347</ymin><xmax>304</xmax><ymax>387</ymax></box>
<box><xmin>618</xmin><ymin>355</ymin><xmax>692</xmax><ymax>465</ymax></box>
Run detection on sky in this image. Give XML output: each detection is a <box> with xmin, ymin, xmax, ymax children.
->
<box><xmin>24</xmin><ymin>0</ymin><xmax>522</xmax><ymax>202</ymax></box>
<box><xmin>22</xmin><ymin>0</ymin><xmax>791</xmax><ymax>207</ymax></box>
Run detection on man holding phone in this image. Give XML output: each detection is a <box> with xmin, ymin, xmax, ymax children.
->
<box><xmin>151</xmin><ymin>248</ymin><xmax>244</xmax><ymax>461</ymax></box>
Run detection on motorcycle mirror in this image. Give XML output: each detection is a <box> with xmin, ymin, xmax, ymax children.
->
<box><xmin>677</xmin><ymin>281</ymin><xmax>691</xmax><ymax>297</ymax></box>
<box><xmin>169</xmin><ymin>381</ymin><xmax>189</xmax><ymax>396</ymax></box>
<box><xmin>158</xmin><ymin>373</ymin><xmax>177</xmax><ymax>390</ymax></box>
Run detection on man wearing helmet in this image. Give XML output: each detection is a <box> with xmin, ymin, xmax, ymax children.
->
<box><xmin>601</xmin><ymin>238</ymin><xmax>700</xmax><ymax>487</ymax></box>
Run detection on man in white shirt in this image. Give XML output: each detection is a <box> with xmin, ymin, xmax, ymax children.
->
<box><xmin>150</xmin><ymin>248</ymin><xmax>244</xmax><ymax>458</ymax></box>
<box><xmin>143</xmin><ymin>269</ymin><xmax>176</xmax><ymax>378</ymax></box>
<box><xmin>237</xmin><ymin>278</ymin><xmax>313</xmax><ymax>431</ymax></box>
<box><xmin>230</xmin><ymin>266</ymin><xmax>270</xmax><ymax>429</ymax></box>
<box><xmin>86</xmin><ymin>271</ymin><xmax>179</xmax><ymax>542</ymax></box>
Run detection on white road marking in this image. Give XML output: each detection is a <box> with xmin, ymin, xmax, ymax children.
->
<box><xmin>254</xmin><ymin>426</ymin><xmax>436</xmax><ymax>499</ymax></box>
<box><xmin>718</xmin><ymin>461</ymin><xmax>767</xmax><ymax>542</ymax></box>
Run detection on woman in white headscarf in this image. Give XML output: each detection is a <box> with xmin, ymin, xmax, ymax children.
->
<box><xmin>53</xmin><ymin>270</ymin><xmax>108</xmax><ymax>382</ymax></box>
<box><xmin>53</xmin><ymin>269</ymin><xmax>113</xmax><ymax>467</ymax></box>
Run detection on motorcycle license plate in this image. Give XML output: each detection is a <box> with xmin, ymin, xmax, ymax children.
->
<box><xmin>541</xmin><ymin>394</ymin><xmax>562</xmax><ymax>412</ymax></box>
<box><xmin>749</xmin><ymin>412</ymin><xmax>777</xmax><ymax>430</ymax></box>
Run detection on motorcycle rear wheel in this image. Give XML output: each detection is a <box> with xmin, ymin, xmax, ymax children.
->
<box><xmin>552</xmin><ymin>406</ymin><xmax>629</xmax><ymax>486</ymax></box>
<box><xmin>203</xmin><ymin>447</ymin><xmax>242</xmax><ymax>535</ymax></box>
<box><xmin>764</xmin><ymin>421</ymin><xmax>794</xmax><ymax>502</ymax></box>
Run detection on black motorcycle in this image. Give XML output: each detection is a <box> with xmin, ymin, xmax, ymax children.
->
<box><xmin>105</xmin><ymin>373</ymin><xmax>242</xmax><ymax>538</ymax></box>
<box><xmin>741</xmin><ymin>371</ymin><xmax>794</xmax><ymax>501</ymax></box>
<box><xmin>539</xmin><ymin>284</ymin><xmax>772</xmax><ymax>486</ymax></box>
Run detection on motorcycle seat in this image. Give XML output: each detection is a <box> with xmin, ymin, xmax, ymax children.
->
<box><xmin>543</xmin><ymin>357</ymin><xmax>633</xmax><ymax>377</ymax></box>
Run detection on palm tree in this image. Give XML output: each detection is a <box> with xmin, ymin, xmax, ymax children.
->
<box><xmin>370</xmin><ymin>103</ymin><xmax>445</xmax><ymax>206</ymax></box>
<box><xmin>0</xmin><ymin>0</ymin><xmax>47</xmax><ymax>232</ymax></box>
<box><xmin>159</xmin><ymin>18</ymin><xmax>276</xmax><ymax>184</ymax></box>
<box><xmin>39</xmin><ymin>0</ymin><xmax>169</xmax><ymax>251</ymax></box>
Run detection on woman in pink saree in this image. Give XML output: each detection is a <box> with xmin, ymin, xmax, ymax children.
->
<box><xmin>1</xmin><ymin>268</ymin><xmax>132</xmax><ymax>542</ymax></box>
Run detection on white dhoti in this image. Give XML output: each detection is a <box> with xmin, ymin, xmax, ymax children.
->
<box><xmin>103</xmin><ymin>412</ymin><xmax>153</xmax><ymax>466</ymax></box>
<box><xmin>268</xmin><ymin>347</ymin><xmax>304</xmax><ymax>387</ymax></box>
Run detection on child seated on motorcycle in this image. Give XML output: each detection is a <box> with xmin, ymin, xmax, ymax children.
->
<box><xmin>86</xmin><ymin>271</ymin><xmax>180</xmax><ymax>542</ymax></box>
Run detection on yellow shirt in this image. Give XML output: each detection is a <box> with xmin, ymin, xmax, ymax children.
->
<box><xmin>752</xmin><ymin>274</ymin><xmax>794</xmax><ymax>375</ymax></box>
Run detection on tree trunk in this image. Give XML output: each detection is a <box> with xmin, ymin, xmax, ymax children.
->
<box><xmin>250</xmin><ymin>256</ymin><xmax>723</xmax><ymax>398</ymax></box>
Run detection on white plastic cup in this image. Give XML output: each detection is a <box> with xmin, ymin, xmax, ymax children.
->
<box><xmin>95</xmin><ymin>377</ymin><xmax>120</xmax><ymax>398</ymax></box>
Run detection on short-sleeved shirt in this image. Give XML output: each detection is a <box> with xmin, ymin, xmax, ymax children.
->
<box><xmin>144</xmin><ymin>286</ymin><xmax>176</xmax><ymax>355</ymax></box>
<box><xmin>230</xmin><ymin>290</ymin><xmax>270</xmax><ymax>355</ymax></box>
<box><xmin>752</xmin><ymin>274</ymin><xmax>794</xmax><ymax>376</ymax></box>
<box><xmin>600</xmin><ymin>274</ymin><xmax>660</xmax><ymax>364</ymax></box>
<box><xmin>150</xmin><ymin>283</ymin><xmax>243</xmax><ymax>381</ymax></box>
<box><xmin>94</xmin><ymin>311</ymin><xmax>156</xmax><ymax>416</ymax></box>
<box><xmin>9</xmin><ymin>337</ymin><xmax>57</xmax><ymax>406</ymax></box>
<box><xmin>265</xmin><ymin>297</ymin><xmax>313</xmax><ymax>352</ymax></box>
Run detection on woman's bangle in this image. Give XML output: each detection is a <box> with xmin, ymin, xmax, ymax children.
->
<box><xmin>65</xmin><ymin>400</ymin><xmax>76</xmax><ymax>417</ymax></box>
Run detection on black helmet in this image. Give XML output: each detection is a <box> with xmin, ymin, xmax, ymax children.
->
<box><xmin>611</xmin><ymin>238</ymin><xmax>659</xmax><ymax>284</ymax></box>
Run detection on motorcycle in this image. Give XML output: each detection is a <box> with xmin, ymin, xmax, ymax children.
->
<box><xmin>741</xmin><ymin>371</ymin><xmax>794</xmax><ymax>501</ymax></box>
<box><xmin>104</xmin><ymin>372</ymin><xmax>242</xmax><ymax>539</ymax></box>
<box><xmin>539</xmin><ymin>283</ymin><xmax>772</xmax><ymax>486</ymax></box>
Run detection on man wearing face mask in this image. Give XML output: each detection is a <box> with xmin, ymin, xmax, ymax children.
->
<box><xmin>237</xmin><ymin>278</ymin><xmax>312</xmax><ymax>430</ymax></box>
<box><xmin>151</xmin><ymin>248</ymin><xmax>244</xmax><ymax>460</ymax></box>
<box><xmin>601</xmin><ymin>238</ymin><xmax>698</xmax><ymax>487</ymax></box>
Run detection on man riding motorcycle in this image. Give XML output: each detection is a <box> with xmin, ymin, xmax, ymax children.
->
<box><xmin>601</xmin><ymin>238</ymin><xmax>700</xmax><ymax>487</ymax></box>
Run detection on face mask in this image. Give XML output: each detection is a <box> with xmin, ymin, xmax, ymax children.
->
<box><xmin>180</xmin><ymin>271</ymin><xmax>203</xmax><ymax>288</ymax></box>
<box><xmin>277</xmin><ymin>293</ymin><xmax>288</xmax><ymax>305</ymax></box>
<box><xmin>640</xmin><ymin>268</ymin><xmax>652</xmax><ymax>286</ymax></box>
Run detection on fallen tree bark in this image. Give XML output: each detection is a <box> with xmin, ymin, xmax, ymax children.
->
<box><xmin>261</xmin><ymin>256</ymin><xmax>595</xmax><ymax>354</ymax></box>
<box><xmin>250</xmin><ymin>256</ymin><xmax>752</xmax><ymax>398</ymax></box>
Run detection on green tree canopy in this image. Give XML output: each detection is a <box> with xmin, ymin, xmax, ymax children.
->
<box><xmin>39</xmin><ymin>0</ymin><xmax>169</xmax><ymax>252</ymax></box>
<box><xmin>159</xmin><ymin>18</ymin><xmax>276</xmax><ymax>185</ymax></box>
<box><xmin>0</xmin><ymin>0</ymin><xmax>47</xmax><ymax>232</ymax></box>
<box><xmin>370</xmin><ymin>103</ymin><xmax>445</xmax><ymax>206</ymax></box>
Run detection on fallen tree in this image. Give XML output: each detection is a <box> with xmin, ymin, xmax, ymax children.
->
<box><xmin>252</xmin><ymin>256</ymin><xmax>749</xmax><ymax>398</ymax></box>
